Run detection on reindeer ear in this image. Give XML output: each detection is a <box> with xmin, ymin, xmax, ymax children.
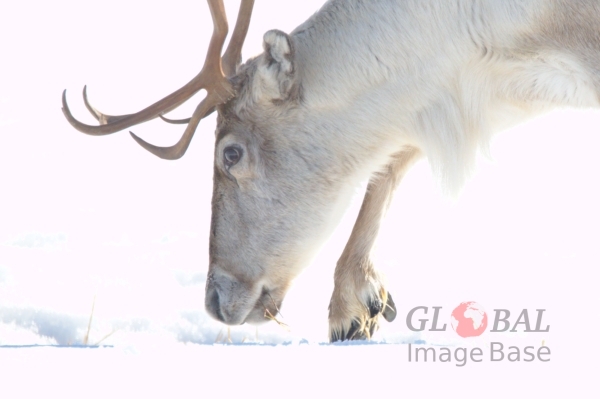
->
<box><xmin>255</xmin><ymin>30</ymin><xmax>297</xmax><ymax>102</ymax></box>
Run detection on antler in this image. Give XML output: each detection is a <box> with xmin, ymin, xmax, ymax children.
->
<box><xmin>61</xmin><ymin>0</ymin><xmax>255</xmax><ymax>160</ymax></box>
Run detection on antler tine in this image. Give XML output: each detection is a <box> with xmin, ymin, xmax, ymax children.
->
<box><xmin>159</xmin><ymin>115</ymin><xmax>193</xmax><ymax>125</ymax></box>
<box><xmin>62</xmin><ymin>0</ymin><xmax>234</xmax><ymax>140</ymax></box>
<box><xmin>62</xmin><ymin>74</ymin><xmax>209</xmax><ymax>136</ymax></box>
<box><xmin>222</xmin><ymin>0</ymin><xmax>255</xmax><ymax>77</ymax></box>
<box><xmin>82</xmin><ymin>86</ymin><xmax>133</xmax><ymax>126</ymax></box>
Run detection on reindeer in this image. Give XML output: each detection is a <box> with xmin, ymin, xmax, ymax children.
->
<box><xmin>62</xmin><ymin>0</ymin><xmax>600</xmax><ymax>341</ymax></box>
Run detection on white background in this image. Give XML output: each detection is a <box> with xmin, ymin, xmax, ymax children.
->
<box><xmin>0</xmin><ymin>0</ymin><xmax>597</xmax><ymax>393</ymax></box>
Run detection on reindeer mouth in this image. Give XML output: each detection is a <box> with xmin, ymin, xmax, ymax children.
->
<box><xmin>233</xmin><ymin>287</ymin><xmax>284</xmax><ymax>326</ymax></box>
<box><xmin>245</xmin><ymin>287</ymin><xmax>284</xmax><ymax>324</ymax></box>
<box><xmin>205</xmin><ymin>278</ymin><xmax>284</xmax><ymax>326</ymax></box>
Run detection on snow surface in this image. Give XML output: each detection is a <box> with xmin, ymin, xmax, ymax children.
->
<box><xmin>0</xmin><ymin>343</ymin><xmax>579</xmax><ymax>398</ymax></box>
<box><xmin>0</xmin><ymin>1</ymin><xmax>598</xmax><ymax>394</ymax></box>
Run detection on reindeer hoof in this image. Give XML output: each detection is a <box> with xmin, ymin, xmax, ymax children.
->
<box><xmin>329</xmin><ymin>292</ymin><xmax>397</xmax><ymax>342</ymax></box>
<box><xmin>382</xmin><ymin>292</ymin><xmax>397</xmax><ymax>322</ymax></box>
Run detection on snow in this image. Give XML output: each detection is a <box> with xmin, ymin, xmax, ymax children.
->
<box><xmin>0</xmin><ymin>342</ymin><xmax>582</xmax><ymax>398</ymax></box>
<box><xmin>0</xmin><ymin>0</ymin><xmax>598</xmax><ymax>394</ymax></box>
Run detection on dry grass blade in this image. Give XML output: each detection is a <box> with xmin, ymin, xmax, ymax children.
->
<box><xmin>264</xmin><ymin>309</ymin><xmax>290</xmax><ymax>332</ymax></box>
<box><xmin>215</xmin><ymin>327</ymin><xmax>233</xmax><ymax>344</ymax></box>
<box><xmin>83</xmin><ymin>295</ymin><xmax>96</xmax><ymax>346</ymax></box>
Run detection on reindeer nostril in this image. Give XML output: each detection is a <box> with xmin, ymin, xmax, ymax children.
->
<box><xmin>207</xmin><ymin>288</ymin><xmax>225</xmax><ymax>322</ymax></box>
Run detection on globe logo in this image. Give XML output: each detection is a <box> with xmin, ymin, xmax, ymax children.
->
<box><xmin>451</xmin><ymin>301</ymin><xmax>488</xmax><ymax>338</ymax></box>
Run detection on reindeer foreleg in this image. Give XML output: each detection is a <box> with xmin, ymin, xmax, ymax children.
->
<box><xmin>328</xmin><ymin>148</ymin><xmax>421</xmax><ymax>342</ymax></box>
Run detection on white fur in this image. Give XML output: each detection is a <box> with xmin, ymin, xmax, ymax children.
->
<box><xmin>287</xmin><ymin>0</ymin><xmax>599</xmax><ymax>193</ymax></box>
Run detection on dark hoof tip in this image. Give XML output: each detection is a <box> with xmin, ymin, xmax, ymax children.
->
<box><xmin>329</xmin><ymin>292</ymin><xmax>396</xmax><ymax>342</ymax></box>
<box><xmin>382</xmin><ymin>293</ymin><xmax>397</xmax><ymax>322</ymax></box>
<box><xmin>368</xmin><ymin>320</ymin><xmax>377</xmax><ymax>337</ymax></box>
<box><xmin>346</xmin><ymin>320</ymin><xmax>362</xmax><ymax>340</ymax></box>
<box><xmin>367</xmin><ymin>297</ymin><xmax>383</xmax><ymax>318</ymax></box>
<box><xmin>330</xmin><ymin>320</ymin><xmax>368</xmax><ymax>342</ymax></box>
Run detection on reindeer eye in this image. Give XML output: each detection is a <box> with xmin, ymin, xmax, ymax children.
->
<box><xmin>223</xmin><ymin>146</ymin><xmax>242</xmax><ymax>167</ymax></box>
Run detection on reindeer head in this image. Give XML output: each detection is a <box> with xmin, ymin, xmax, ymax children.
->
<box><xmin>62</xmin><ymin>0</ymin><xmax>343</xmax><ymax>326</ymax></box>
